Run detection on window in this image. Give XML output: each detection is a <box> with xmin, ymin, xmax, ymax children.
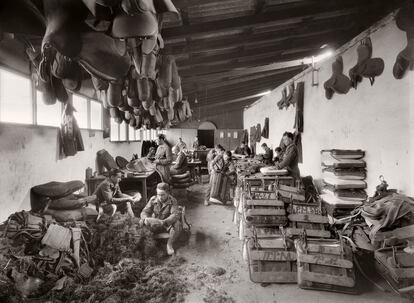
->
<box><xmin>72</xmin><ymin>95</ymin><xmax>88</xmax><ymax>128</ymax></box>
<box><xmin>110</xmin><ymin>118</ymin><xmax>119</xmax><ymax>141</ymax></box>
<box><xmin>0</xmin><ymin>69</ymin><xmax>32</xmax><ymax>124</ymax></box>
<box><xmin>36</xmin><ymin>91</ymin><xmax>61</xmax><ymax>127</ymax></box>
<box><xmin>135</xmin><ymin>129</ymin><xmax>142</xmax><ymax>141</ymax></box>
<box><xmin>90</xmin><ymin>100</ymin><xmax>102</xmax><ymax>130</ymax></box>
<box><xmin>119</xmin><ymin>122</ymin><xmax>127</xmax><ymax>141</ymax></box>
<box><xmin>128</xmin><ymin>125</ymin><xmax>134</xmax><ymax>140</ymax></box>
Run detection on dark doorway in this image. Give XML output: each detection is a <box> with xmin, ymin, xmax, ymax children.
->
<box><xmin>197</xmin><ymin>130</ymin><xmax>215</xmax><ymax>148</ymax></box>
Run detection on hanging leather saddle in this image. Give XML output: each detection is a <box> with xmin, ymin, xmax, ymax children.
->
<box><xmin>348</xmin><ymin>37</ymin><xmax>384</xmax><ymax>88</ymax></box>
<box><xmin>324</xmin><ymin>56</ymin><xmax>351</xmax><ymax>99</ymax></box>
<box><xmin>393</xmin><ymin>4</ymin><xmax>414</xmax><ymax>79</ymax></box>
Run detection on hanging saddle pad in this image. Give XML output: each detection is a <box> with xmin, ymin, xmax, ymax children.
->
<box><xmin>323</xmin><ymin>177</ymin><xmax>367</xmax><ymax>190</ymax></box>
<box><xmin>259</xmin><ymin>167</ymin><xmax>288</xmax><ymax>176</ymax></box>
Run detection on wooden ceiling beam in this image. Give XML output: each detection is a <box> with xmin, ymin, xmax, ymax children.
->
<box><xmin>163</xmin><ymin>16</ymin><xmax>352</xmax><ymax>54</ymax></box>
<box><xmin>196</xmin><ymin>94</ymin><xmax>265</xmax><ymax>109</ymax></box>
<box><xmin>175</xmin><ymin>33</ymin><xmax>340</xmax><ymax>67</ymax></box>
<box><xmin>182</xmin><ymin>69</ymin><xmax>299</xmax><ymax>92</ymax></box>
<box><xmin>162</xmin><ymin>0</ymin><xmax>389</xmax><ymax>39</ymax></box>
<box><xmin>178</xmin><ymin>50</ymin><xmax>313</xmax><ymax>77</ymax></box>
<box><xmin>181</xmin><ymin>65</ymin><xmax>304</xmax><ymax>90</ymax></box>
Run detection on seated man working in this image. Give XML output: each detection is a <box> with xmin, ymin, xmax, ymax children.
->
<box><xmin>170</xmin><ymin>145</ymin><xmax>188</xmax><ymax>175</ymax></box>
<box><xmin>234</xmin><ymin>142</ymin><xmax>251</xmax><ymax>157</ymax></box>
<box><xmin>261</xmin><ymin>143</ymin><xmax>274</xmax><ymax>165</ymax></box>
<box><xmin>94</xmin><ymin>169</ymin><xmax>139</xmax><ymax>220</ymax></box>
<box><xmin>275</xmin><ymin>132</ymin><xmax>300</xmax><ymax>183</ymax></box>
<box><xmin>140</xmin><ymin>182</ymin><xmax>183</xmax><ymax>255</ymax></box>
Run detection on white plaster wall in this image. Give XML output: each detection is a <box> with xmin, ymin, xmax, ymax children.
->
<box><xmin>165</xmin><ymin>128</ymin><xmax>198</xmax><ymax>149</ymax></box>
<box><xmin>0</xmin><ymin>123</ymin><xmax>141</xmax><ymax>221</ymax></box>
<box><xmin>244</xmin><ymin>20</ymin><xmax>414</xmax><ymax>197</ymax></box>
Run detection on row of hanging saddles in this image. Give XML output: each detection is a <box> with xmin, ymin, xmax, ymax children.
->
<box><xmin>277</xmin><ymin>4</ymin><xmax>414</xmax><ymax>107</ymax></box>
<box><xmin>0</xmin><ymin>0</ymin><xmax>192</xmax><ymax>129</ymax></box>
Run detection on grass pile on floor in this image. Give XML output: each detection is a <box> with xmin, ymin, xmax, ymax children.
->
<box><xmin>48</xmin><ymin>258</ymin><xmax>189</xmax><ymax>303</ymax></box>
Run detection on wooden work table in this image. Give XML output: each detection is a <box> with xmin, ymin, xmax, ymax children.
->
<box><xmin>86</xmin><ymin>170</ymin><xmax>160</xmax><ymax>202</ymax></box>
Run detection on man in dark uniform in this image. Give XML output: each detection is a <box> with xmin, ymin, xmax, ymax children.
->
<box><xmin>234</xmin><ymin>142</ymin><xmax>251</xmax><ymax>157</ymax></box>
<box><xmin>261</xmin><ymin>143</ymin><xmax>273</xmax><ymax>165</ymax></box>
<box><xmin>140</xmin><ymin>182</ymin><xmax>183</xmax><ymax>255</ymax></box>
<box><xmin>275</xmin><ymin>132</ymin><xmax>300</xmax><ymax>183</ymax></box>
<box><xmin>94</xmin><ymin>169</ymin><xmax>138</xmax><ymax>220</ymax></box>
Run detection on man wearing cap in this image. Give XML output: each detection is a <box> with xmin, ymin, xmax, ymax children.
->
<box><xmin>140</xmin><ymin>182</ymin><xmax>183</xmax><ymax>255</ymax></box>
<box><xmin>94</xmin><ymin>169</ymin><xmax>138</xmax><ymax>220</ymax></box>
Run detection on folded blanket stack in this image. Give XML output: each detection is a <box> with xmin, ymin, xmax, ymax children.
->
<box><xmin>320</xmin><ymin>149</ymin><xmax>367</xmax><ymax>218</ymax></box>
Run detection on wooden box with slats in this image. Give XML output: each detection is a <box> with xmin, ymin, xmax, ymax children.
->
<box><xmin>295</xmin><ymin>238</ymin><xmax>357</xmax><ymax>294</ymax></box>
<box><xmin>247</xmin><ymin>236</ymin><xmax>297</xmax><ymax>283</ymax></box>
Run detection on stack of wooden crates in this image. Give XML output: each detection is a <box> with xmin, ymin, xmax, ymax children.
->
<box><xmin>233</xmin><ymin>173</ymin><xmax>358</xmax><ymax>294</ymax></box>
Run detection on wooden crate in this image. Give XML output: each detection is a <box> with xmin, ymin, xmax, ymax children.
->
<box><xmin>295</xmin><ymin>238</ymin><xmax>357</xmax><ymax>294</ymax></box>
<box><xmin>287</xmin><ymin>201</ymin><xmax>330</xmax><ymax>239</ymax></box>
<box><xmin>276</xmin><ymin>184</ymin><xmax>306</xmax><ymax>204</ymax></box>
<box><xmin>375</xmin><ymin>246</ymin><xmax>414</xmax><ymax>292</ymax></box>
<box><xmin>372</xmin><ymin>225</ymin><xmax>414</xmax><ymax>249</ymax></box>
<box><xmin>243</xmin><ymin>198</ymin><xmax>287</xmax><ymax>227</ymax></box>
<box><xmin>247</xmin><ymin>236</ymin><xmax>297</xmax><ymax>283</ymax></box>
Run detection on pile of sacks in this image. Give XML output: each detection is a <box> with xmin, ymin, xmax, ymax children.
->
<box><xmin>0</xmin><ymin>211</ymin><xmax>94</xmax><ymax>302</ymax></box>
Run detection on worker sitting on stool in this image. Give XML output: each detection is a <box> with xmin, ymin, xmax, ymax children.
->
<box><xmin>94</xmin><ymin>169</ymin><xmax>139</xmax><ymax>221</ymax></box>
<box><xmin>170</xmin><ymin>145</ymin><xmax>188</xmax><ymax>175</ymax></box>
<box><xmin>140</xmin><ymin>182</ymin><xmax>183</xmax><ymax>255</ymax></box>
<box><xmin>260</xmin><ymin>143</ymin><xmax>273</xmax><ymax>165</ymax></box>
<box><xmin>275</xmin><ymin>132</ymin><xmax>300</xmax><ymax>184</ymax></box>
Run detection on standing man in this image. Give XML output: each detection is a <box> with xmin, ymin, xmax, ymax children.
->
<box><xmin>261</xmin><ymin>143</ymin><xmax>273</xmax><ymax>165</ymax></box>
<box><xmin>192</xmin><ymin>136</ymin><xmax>200</xmax><ymax>150</ymax></box>
<box><xmin>204</xmin><ymin>145</ymin><xmax>225</xmax><ymax>206</ymax></box>
<box><xmin>154</xmin><ymin>134</ymin><xmax>173</xmax><ymax>184</ymax></box>
<box><xmin>94</xmin><ymin>169</ymin><xmax>138</xmax><ymax>220</ymax></box>
<box><xmin>275</xmin><ymin>132</ymin><xmax>300</xmax><ymax>183</ymax></box>
<box><xmin>175</xmin><ymin>137</ymin><xmax>187</xmax><ymax>151</ymax></box>
<box><xmin>140</xmin><ymin>183</ymin><xmax>183</xmax><ymax>255</ymax></box>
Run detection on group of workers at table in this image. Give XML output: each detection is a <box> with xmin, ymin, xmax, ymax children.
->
<box><xmin>204</xmin><ymin>131</ymin><xmax>300</xmax><ymax>206</ymax></box>
<box><xmin>92</xmin><ymin>132</ymin><xmax>299</xmax><ymax>255</ymax></box>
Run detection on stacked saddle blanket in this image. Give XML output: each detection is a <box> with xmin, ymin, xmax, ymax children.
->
<box><xmin>321</xmin><ymin>149</ymin><xmax>367</xmax><ymax>217</ymax></box>
<box><xmin>259</xmin><ymin>166</ymin><xmax>288</xmax><ymax>176</ymax></box>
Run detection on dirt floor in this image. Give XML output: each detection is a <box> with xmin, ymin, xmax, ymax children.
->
<box><xmin>174</xmin><ymin>183</ymin><xmax>412</xmax><ymax>303</ymax></box>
